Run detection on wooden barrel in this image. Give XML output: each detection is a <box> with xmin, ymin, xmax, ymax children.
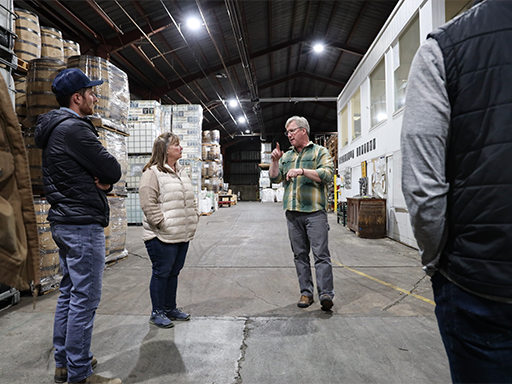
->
<box><xmin>67</xmin><ymin>55</ymin><xmax>110</xmax><ymax>118</ymax></box>
<box><xmin>14</xmin><ymin>8</ymin><xmax>41</xmax><ymax>62</ymax></box>
<box><xmin>33</xmin><ymin>198</ymin><xmax>61</xmax><ymax>280</ymax></box>
<box><xmin>26</xmin><ymin>58</ymin><xmax>65</xmax><ymax>117</ymax></box>
<box><xmin>40</xmin><ymin>26</ymin><xmax>64</xmax><ymax>61</ymax></box>
<box><xmin>15</xmin><ymin>78</ymin><xmax>27</xmax><ymax>124</ymax></box>
<box><xmin>62</xmin><ymin>39</ymin><xmax>80</xmax><ymax>62</ymax></box>
<box><xmin>202</xmin><ymin>130</ymin><xmax>212</xmax><ymax>143</ymax></box>
<box><xmin>23</xmin><ymin>126</ymin><xmax>43</xmax><ymax>194</ymax></box>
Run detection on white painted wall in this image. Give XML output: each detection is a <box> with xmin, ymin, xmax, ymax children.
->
<box><xmin>337</xmin><ymin>0</ymin><xmax>448</xmax><ymax>247</ymax></box>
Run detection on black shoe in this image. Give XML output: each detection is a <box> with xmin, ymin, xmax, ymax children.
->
<box><xmin>320</xmin><ymin>295</ymin><xmax>333</xmax><ymax>311</ymax></box>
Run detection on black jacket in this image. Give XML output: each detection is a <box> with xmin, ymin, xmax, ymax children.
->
<box><xmin>35</xmin><ymin>109</ymin><xmax>121</xmax><ymax>227</ymax></box>
<box><xmin>429</xmin><ymin>0</ymin><xmax>512</xmax><ymax>299</ymax></box>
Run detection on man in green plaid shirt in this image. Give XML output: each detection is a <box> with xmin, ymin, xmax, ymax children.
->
<box><xmin>269</xmin><ymin>116</ymin><xmax>335</xmax><ymax>311</ymax></box>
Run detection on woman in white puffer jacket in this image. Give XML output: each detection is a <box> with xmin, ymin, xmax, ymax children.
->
<box><xmin>139</xmin><ymin>132</ymin><xmax>199</xmax><ymax>328</ymax></box>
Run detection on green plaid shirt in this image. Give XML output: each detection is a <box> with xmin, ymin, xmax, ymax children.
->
<box><xmin>270</xmin><ymin>142</ymin><xmax>334</xmax><ymax>212</ymax></box>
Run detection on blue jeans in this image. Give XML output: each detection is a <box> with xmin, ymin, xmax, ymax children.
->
<box><xmin>286</xmin><ymin>210</ymin><xmax>334</xmax><ymax>299</ymax></box>
<box><xmin>144</xmin><ymin>238</ymin><xmax>189</xmax><ymax>312</ymax></box>
<box><xmin>432</xmin><ymin>272</ymin><xmax>512</xmax><ymax>383</ymax></box>
<box><xmin>51</xmin><ymin>223</ymin><xmax>105</xmax><ymax>383</ymax></box>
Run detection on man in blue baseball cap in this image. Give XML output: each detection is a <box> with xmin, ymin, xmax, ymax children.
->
<box><xmin>35</xmin><ymin>68</ymin><xmax>122</xmax><ymax>384</ymax></box>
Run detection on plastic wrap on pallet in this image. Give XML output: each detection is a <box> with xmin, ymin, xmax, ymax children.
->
<box><xmin>202</xmin><ymin>130</ymin><xmax>220</xmax><ymax>145</ymax></box>
<box><xmin>127</xmin><ymin>191</ymin><xmax>144</xmax><ymax>224</ymax></box>
<box><xmin>127</xmin><ymin>122</ymin><xmax>161</xmax><ymax>154</ymax></box>
<box><xmin>161</xmin><ymin>105</ymin><xmax>172</xmax><ymax>132</ymax></box>
<box><xmin>97</xmin><ymin>127</ymin><xmax>127</xmax><ymax>196</ymax></box>
<box><xmin>127</xmin><ymin>154</ymin><xmax>150</xmax><ymax>189</ymax></box>
<box><xmin>172</xmin><ymin>104</ymin><xmax>203</xmax><ymax>159</ymax></box>
<box><xmin>178</xmin><ymin>158</ymin><xmax>202</xmax><ymax>201</ymax></box>
<box><xmin>108</xmin><ymin>62</ymin><xmax>129</xmax><ymax>130</ymax></box>
<box><xmin>202</xmin><ymin>160</ymin><xmax>223</xmax><ymax>178</ymax></box>
<box><xmin>260</xmin><ymin>188</ymin><xmax>275</xmax><ymax>203</ymax></box>
<box><xmin>105</xmin><ymin>196</ymin><xmax>128</xmax><ymax>263</ymax></box>
<box><xmin>67</xmin><ymin>55</ymin><xmax>110</xmax><ymax>118</ymax></box>
<box><xmin>129</xmin><ymin>100</ymin><xmax>161</xmax><ymax>123</ymax></box>
<box><xmin>201</xmin><ymin>144</ymin><xmax>221</xmax><ymax>161</ymax></box>
<box><xmin>33</xmin><ymin>197</ymin><xmax>62</xmax><ymax>292</ymax></box>
<box><xmin>67</xmin><ymin>56</ymin><xmax>129</xmax><ymax>133</ymax></box>
<box><xmin>201</xmin><ymin>176</ymin><xmax>221</xmax><ymax>192</ymax></box>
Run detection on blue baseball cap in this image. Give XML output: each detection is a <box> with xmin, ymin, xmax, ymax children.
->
<box><xmin>52</xmin><ymin>68</ymin><xmax>103</xmax><ymax>98</ymax></box>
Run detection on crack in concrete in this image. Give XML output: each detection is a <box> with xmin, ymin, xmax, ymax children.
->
<box><xmin>382</xmin><ymin>275</ymin><xmax>428</xmax><ymax>311</ymax></box>
<box><xmin>127</xmin><ymin>251</ymin><xmax>148</xmax><ymax>260</ymax></box>
<box><xmin>233</xmin><ymin>317</ymin><xmax>251</xmax><ymax>384</ymax></box>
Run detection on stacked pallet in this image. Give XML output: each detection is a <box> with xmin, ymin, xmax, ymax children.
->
<box><xmin>20</xmin><ymin>53</ymin><xmax>130</xmax><ymax>292</ymax></box>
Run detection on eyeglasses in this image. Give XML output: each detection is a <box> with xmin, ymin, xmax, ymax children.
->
<box><xmin>285</xmin><ymin>127</ymin><xmax>304</xmax><ymax>137</ymax></box>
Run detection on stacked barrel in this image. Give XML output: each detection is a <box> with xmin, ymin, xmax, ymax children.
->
<box><xmin>14</xmin><ymin>8</ymin><xmax>81</xmax><ymax>127</ymax></box>
<box><xmin>201</xmin><ymin>129</ymin><xmax>223</xmax><ymax>193</ymax></box>
<box><xmin>12</xmin><ymin>9</ymin><xmax>130</xmax><ymax>292</ymax></box>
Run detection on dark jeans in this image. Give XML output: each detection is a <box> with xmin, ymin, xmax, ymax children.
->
<box><xmin>432</xmin><ymin>272</ymin><xmax>512</xmax><ymax>383</ymax></box>
<box><xmin>145</xmin><ymin>237</ymin><xmax>189</xmax><ymax>312</ymax></box>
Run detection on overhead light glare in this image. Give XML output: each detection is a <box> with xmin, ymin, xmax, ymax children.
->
<box><xmin>186</xmin><ymin>17</ymin><xmax>201</xmax><ymax>30</ymax></box>
<box><xmin>313</xmin><ymin>43</ymin><xmax>324</xmax><ymax>53</ymax></box>
<box><xmin>237</xmin><ymin>116</ymin><xmax>246</xmax><ymax>124</ymax></box>
<box><xmin>245</xmin><ymin>129</ymin><xmax>250</xmax><ymax>133</ymax></box>
<box><xmin>228</xmin><ymin>99</ymin><xmax>238</xmax><ymax>108</ymax></box>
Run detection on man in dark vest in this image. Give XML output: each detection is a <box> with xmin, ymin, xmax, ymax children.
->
<box><xmin>401</xmin><ymin>1</ymin><xmax>512</xmax><ymax>382</ymax></box>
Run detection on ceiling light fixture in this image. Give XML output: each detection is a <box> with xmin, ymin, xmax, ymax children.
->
<box><xmin>228</xmin><ymin>99</ymin><xmax>238</xmax><ymax>108</ymax></box>
<box><xmin>237</xmin><ymin>116</ymin><xmax>246</xmax><ymax>124</ymax></box>
<box><xmin>186</xmin><ymin>17</ymin><xmax>201</xmax><ymax>30</ymax></box>
<box><xmin>313</xmin><ymin>43</ymin><xmax>325</xmax><ymax>53</ymax></box>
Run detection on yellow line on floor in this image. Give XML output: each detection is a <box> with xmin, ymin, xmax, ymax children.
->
<box><xmin>332</xmin><ymin>260</ymin><xmax>435</xmax><ymax>306</ymax></box>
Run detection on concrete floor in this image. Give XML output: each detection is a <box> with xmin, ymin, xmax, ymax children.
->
<box><xmin>0</xmin><ymin>201</ymin><xmax>450</xmax><ymax>384</ymax></box>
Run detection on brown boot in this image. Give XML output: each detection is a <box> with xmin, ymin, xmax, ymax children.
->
<box><xmin>54</xmin><ymin>357</ymin><xmax>98</xmax><ymax>383</ymax></box>
<box><xmin>69</xmin><ymin>373</ymin><xmax>122</xmax><ymax>384</ymax></box>
<box><xmin>297</xmin><ymin>295</ymin><xmax>314</xmax><ymax>308</ymax></box>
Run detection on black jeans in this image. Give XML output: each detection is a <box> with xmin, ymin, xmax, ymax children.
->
<box><xmin>145</xmin><ymin>237</ymin><xmax>189</xmax><ymax>313</ymax></box>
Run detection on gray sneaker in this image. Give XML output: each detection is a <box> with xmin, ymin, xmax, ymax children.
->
<box><xmin>149</xmin><ymin>310</ymin><xmax>174</xmax><ymax>328</ymax></box>
<box><xmin>165</xmin><ymin>308</ymin><xmax>190</xmax><ymax>321</ymax></box>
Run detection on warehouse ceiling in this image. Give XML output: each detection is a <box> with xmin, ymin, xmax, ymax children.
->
<box><xmin>14</xmin><ymin>0</ymin><xmax>398</xmax><ymax>145</ymax></box>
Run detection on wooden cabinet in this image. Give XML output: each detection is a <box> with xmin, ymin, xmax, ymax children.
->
<box><xmin>346</xmin><ymin>197</ymin><xmax>386</xmax><ymax>238</ymax></box>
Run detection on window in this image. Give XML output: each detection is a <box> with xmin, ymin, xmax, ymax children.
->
<box><xmin>351</xmin><ymin>89</ymin><xmax>361</xmax><ymax>140</ymax></box>
<box><xmin>445</xmin><ymin>0</ymin><xmax>472</xmax><ymax>21</ymax></box>
<box><xmin>370</xmin><ymin>58</ymin><xmax>386</xmax><ymax>127</ymax></box>
<box><xmin>340</xmin><ymin>105</ymin><xmax>349</xmax><ymax>148</ymax></box>
<box><xmin>394</xmin><ymin>15</ymin><xmax>420</xmax><ymax>111</ymax></box>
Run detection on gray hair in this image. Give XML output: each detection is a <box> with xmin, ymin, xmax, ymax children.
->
<box><xmin>285</xmin><ymin>116</ymin><xmax>310</xmax><ymax>135</ymax></box>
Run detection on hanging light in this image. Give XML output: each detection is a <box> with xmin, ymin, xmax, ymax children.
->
<box><xmin>186</xmin><ymin>17</ymin><xmax>201</xmax><ymax>30</ymax></box>
<box><xmin>313</xmin><ymin>43</ymin><xmax>324</xmax><ymax>53</ymax></box>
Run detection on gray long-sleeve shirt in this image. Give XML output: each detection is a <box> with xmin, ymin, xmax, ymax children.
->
<box><xmin>400</xmin><ymin>38</ymin><xmax>451</xmax><ymax>275</ymax></box>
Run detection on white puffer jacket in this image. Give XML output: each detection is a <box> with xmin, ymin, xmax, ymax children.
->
<box><xmin>140</xmin><ymin>164</ymin><xmax>198</xmax><ymax>243</ymax></box>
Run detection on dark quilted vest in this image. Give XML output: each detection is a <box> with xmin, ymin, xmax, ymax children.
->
<box><xmin>429</xmin><ymin>0</ymin><xmax>512</xmax><ymax>299</ymax></box>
